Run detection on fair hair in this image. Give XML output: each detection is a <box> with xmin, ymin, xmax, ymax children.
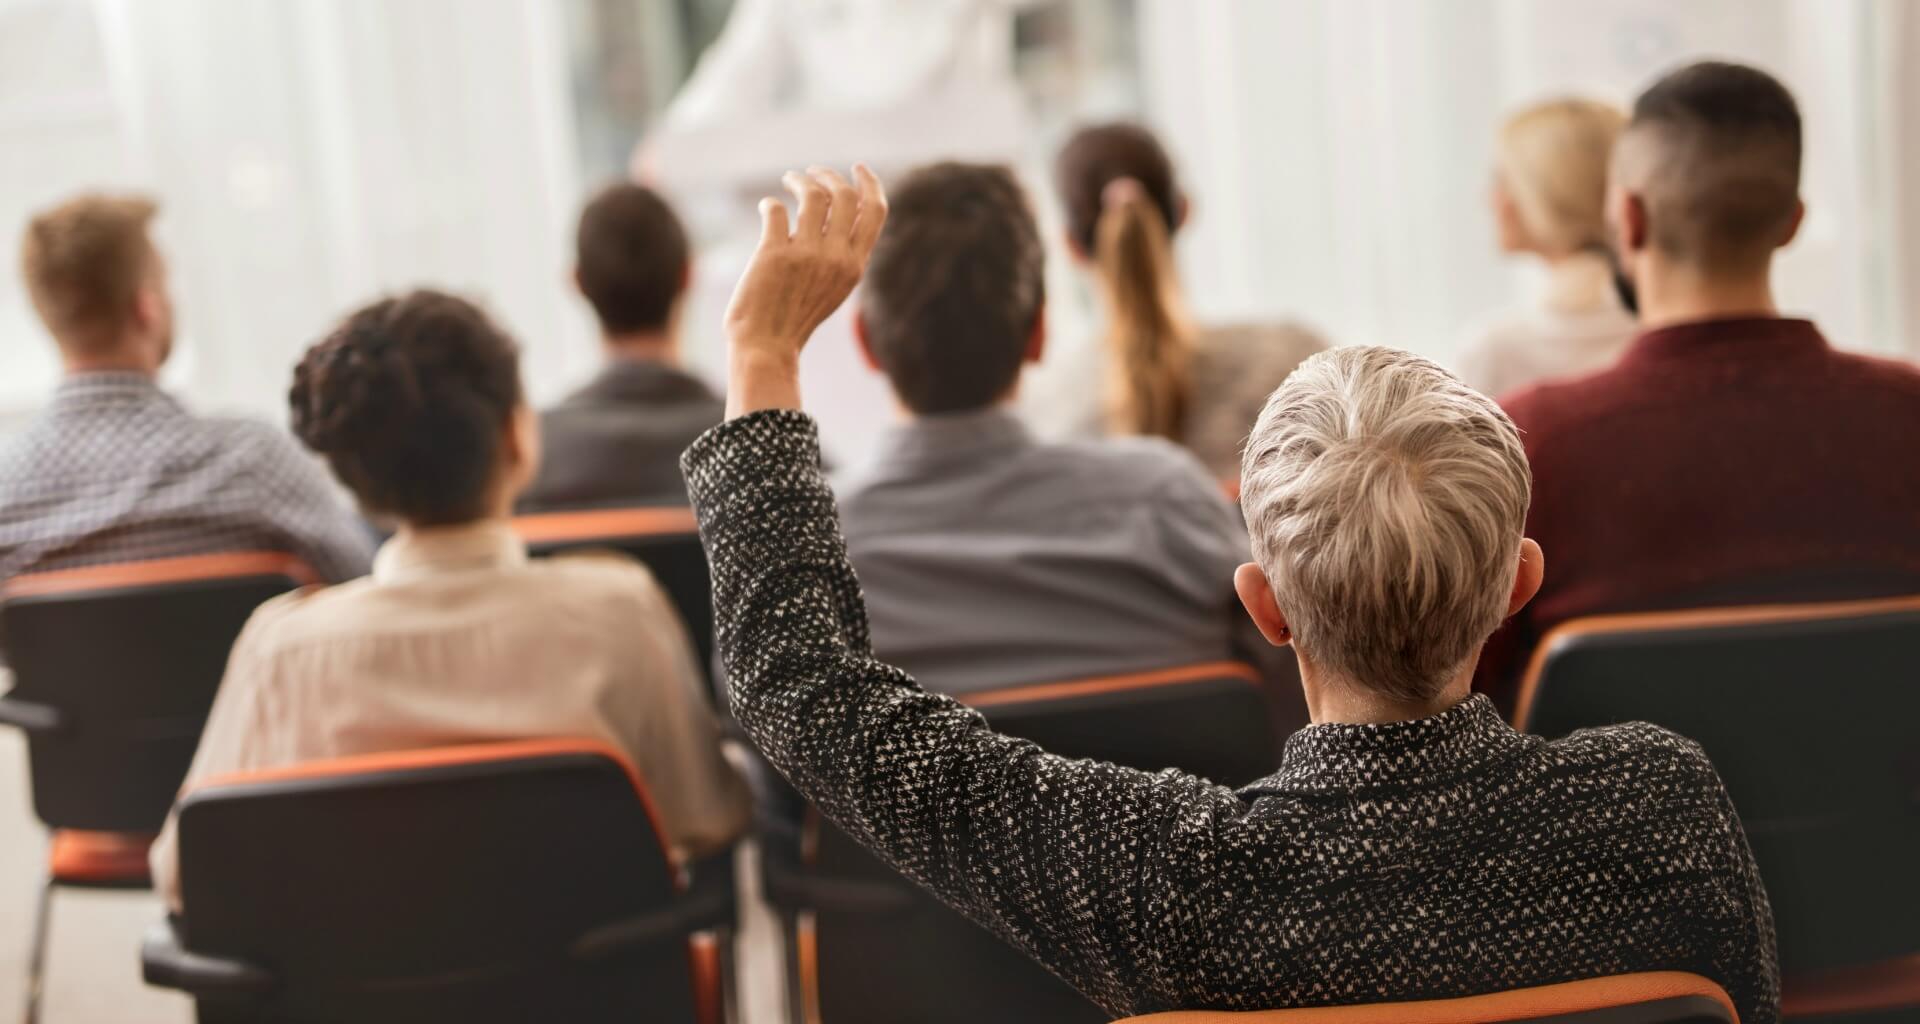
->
<box><xmin>1097</xmin><ymin>184</ymin><xmax>1194</xmax><ymax>440</ymax></box>
<box><xmin>1239</xmin><ymin>347</ymin><xmax>1530</xmax><ymax>703</ymax></box>
<box><xmin>19</xmin><ymin>192</ymin><xmax>161</xmax><ymax>355</ymax></box>
<box><xmin>1498</xmin><ymin>97</ymin><xmax>1625</xmax><ymax>255</ymax></box>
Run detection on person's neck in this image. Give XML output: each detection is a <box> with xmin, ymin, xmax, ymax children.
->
<box><xmin>890</xmin><ymin>388</ymin><xmax>1020</xmax><ymax>425</ymax></box>
<box><xmin>396</xmin><ymin>515</ymin><xmax>504</xmax><ymax>537</ymax></box>
<box><xmin>1298</xmin><ymin>659</ymin><xmax>1471</xmax><ymax>725</ymax></box>
<box><xmin>603</xmin><ymin>330</ymin><xmax>677</xmax><ymax>366</ymax></box>
<box><xmin>1534</xmin><ymin>249</ymin><xmax>1615</xmax><ymax>312</ymax></box>
<box><xmin>1636</xmin><ymin>264</ymin><xmax>1778</xmax><ymax>332</ymax></box>
<box><xmin>63</xmin><ymin>345</ymin><xmax>159</xmax><ymax>377</ymax></box>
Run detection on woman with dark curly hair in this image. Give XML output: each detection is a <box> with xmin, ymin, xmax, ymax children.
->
<box><xmin>150</xmin><ymin>290</ymin><xmax>748</xmax><ymax>910</ymax></box>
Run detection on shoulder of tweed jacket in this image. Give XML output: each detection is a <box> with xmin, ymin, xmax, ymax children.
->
<box><xmin>680</xmin><ymin>409</ymin><xmax>1781</xmax><ymax>1023</ymax></box>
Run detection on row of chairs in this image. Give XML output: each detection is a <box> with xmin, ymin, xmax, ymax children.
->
<box><xmin>2</xmin><ymin>507</ymin><xmax>1917</xmax><ymax>1021</ymax></box>
<box><xmin>147</xmin><ymin>741</ymin><xmax>1739</xmax><ymax>1024</ymax></box>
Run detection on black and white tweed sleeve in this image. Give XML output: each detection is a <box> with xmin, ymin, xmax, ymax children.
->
<box><xmin>684</xmin><ymin>410</ymin><xmax>1247</xmax><ymax>1016</ymax></box>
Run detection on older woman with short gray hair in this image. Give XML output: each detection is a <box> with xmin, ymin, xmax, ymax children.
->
<box><xmin>1235</xmin><ymin>346</ymin><xmax>1535</xmax><ymax>713</ymax></box>
<box><xmin>685</xmin><ymin>165</ymin><xmax>1779</xmax><ymax>1021</ymax></box>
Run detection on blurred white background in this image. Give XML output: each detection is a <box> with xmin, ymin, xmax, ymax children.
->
<box><xmin>4</xmin><ymin>0</ymin><xmax>1919</xmax><ymax>466</ymax></box>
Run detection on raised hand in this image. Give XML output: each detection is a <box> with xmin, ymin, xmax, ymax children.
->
<box><xmin>724</xmin><ymin>164</ymin><xmax>888</xmax><ymax>417</ymax></box>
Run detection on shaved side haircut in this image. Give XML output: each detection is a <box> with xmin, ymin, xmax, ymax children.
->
<box><xmin>1615</xmin><ymin>61</ymin><xmax>1802</xmax><ymax>273</ymax></box>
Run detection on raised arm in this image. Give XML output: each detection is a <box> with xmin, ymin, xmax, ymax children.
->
<box><xmin>684</xmin><ymin>167</ymin><xmax>1248</xmax><ymax>1016</ymax></box>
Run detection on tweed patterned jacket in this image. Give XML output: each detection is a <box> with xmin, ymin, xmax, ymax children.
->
<box><xmin>684</xmin><ymin>410</ymin><xmax>1780</xmax><ymax>1022</ymax></box>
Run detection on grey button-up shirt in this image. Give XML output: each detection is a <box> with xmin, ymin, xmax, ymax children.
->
<box><xmin>520</xmin><ymin>358</ymin><xmax>725</xmax><ymax>511</ymax></box>
<box><xmin>837</xmin><ymin>407</ymin><xmax>1254</xmax><ymax>694</ymax></box>
<box><xmin>0</xmin><ymin>373</ymin><xmax>372</xmax><ymax>583</ymax></box>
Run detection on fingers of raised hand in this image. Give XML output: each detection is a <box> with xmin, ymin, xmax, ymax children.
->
<box><xmin>783</xmin><ymin>171</ymin><xmax>831</xmax><ymax>239</ymax></box>
<box><xmin>809</xmin><ymin>167</ymin><xmax>861</xmax><ymax>245</ymax></box>
<box><xmin>757</xmin><ymin>198</ymin><xmax>791</xmax><ymax>247</ymax></box>
<box><xmin>851</xmin><ymin>163</ymin><xmax>889</xmax><ymax>255</ymax></box>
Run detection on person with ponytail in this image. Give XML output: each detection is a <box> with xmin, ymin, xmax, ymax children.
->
<box><xmin>1055</xmin><ymin>123</ymin><xmax>1327</xmax><ymax>481</ymax></box>
<box><xmin>149</xmin><ymin>289</ymin><xmax>748</xmax><ymax>910</ymax></box>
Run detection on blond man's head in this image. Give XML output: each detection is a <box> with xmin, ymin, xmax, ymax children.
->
<box><xmin>19</xmin><ymin>192</ymin><xmax>170</xmax><ymax>361</ymax></box>
<box><xmin>1238</xmin><ymin>347</ymin><xmax>1533</xmax><ymax>704</ymax></box>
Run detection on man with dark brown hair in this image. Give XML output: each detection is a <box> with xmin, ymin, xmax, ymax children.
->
<box><xmin>519</xmin><ymin>182</ymin><xmax>721</xmax><ymax>509</ymax></box>
<box><xmin>1477</xmin><ymin>61</ymin><xmax>1920</xmax><ymax>704</ymax></box>
<box><xmin>0</xmin><ymin>192</ymin><xmax>371</xmax><ymax>582</ymax></box>
<box><xmin>839</xmin><ymin>162</ymin><xmax>1279</xmax><ymax>697</ymax></box>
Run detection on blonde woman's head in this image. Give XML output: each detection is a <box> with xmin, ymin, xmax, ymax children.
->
<box><xmin>1237</xmin><ymin>347</ymin><xmax>1538</xmax><ymax>707</ymax></box>
<box><xmin>1493</xmin><ymin>97</ymin><xmax>1625</xmax><ymax>257</ymax></box>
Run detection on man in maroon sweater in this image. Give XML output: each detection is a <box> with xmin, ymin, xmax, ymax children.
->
<box><xmin>1478</xmin><ymin>61</ymin><xmax>1920</xmax><ymax>709</ymax></box>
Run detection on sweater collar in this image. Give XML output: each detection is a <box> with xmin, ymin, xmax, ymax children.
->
<box><xmin>373</xmin><ymin>520</ymin><xmax>528</xmax><ymax>583</ymax></box>
<box><xmin>1254</xmin><ymin>694</ymin><xmax>1531</xmax><ymax>797</ymax></box>
<box><xmin>52</xmin><ymin>371</ymin><xmax>173</xmax><ymax>411</ymax></box>
<box><xmin>870</xmin><ymin>406</ymin><xmax>1033</xmax><ymax>477</ymax></box>
<box><xmin>579</xmin><ymin>357</ymin><xmax>715</xmax><ymax>404</ymax></box>
<box><xmin>1620</xmin><ymin>316</ymin><xmax>1828</xmax><ymax>368</ymax></box>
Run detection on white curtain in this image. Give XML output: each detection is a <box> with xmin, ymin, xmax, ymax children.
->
<box><xmin>1135</xmin><ymin>0</ymin><xmax>1914</xmax><ymax>365</ymax></box>
<box><xmin>6</xmin><ymin>0</ymin><xmax>1915</xmax><ymax>437</ymax></box>
<box><xmin>1</xmin><ymin>0</ymin><xmax>593</xmax><ymax>424</ymax></box>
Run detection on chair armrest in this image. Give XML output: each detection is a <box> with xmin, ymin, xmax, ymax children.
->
<box><xmin>570</xmin><ymin>877</ymin><xmax>737</xmax><ymax>961</ymax></box>
<box><xmin>141</xmin><ymin>919</ymin><xmax>275</xmax><ymax>999</ymax></box>
<box><xmin>0</xmin><ymin>695</ymin><xmax>64</xmax><ymax>735</ymax></box>
<box><xmin>759</xmin><ymin>853</ymin><xmax>917</xmax><ymax>916</ymax></box>
<box><xmin>686</xmin><ymin>848</ymin><xmax>739</xmax><ymax>927</ymax></box>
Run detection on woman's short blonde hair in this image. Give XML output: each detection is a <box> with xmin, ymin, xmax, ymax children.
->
<box><xmin>1239</xmin><ymin>347</ymin><xmax>1530</xmax><ymax>703</ymax></box>
<box><xmin>1498</xmin><ymin>97</ymin><xmax>1626</xmax><ymax>254</ymax></box>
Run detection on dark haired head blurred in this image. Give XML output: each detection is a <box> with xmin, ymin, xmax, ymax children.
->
<box><xmin>290</xmin><ymin>290</ymin><xmax>535</xmax><ymax>527</ymax></box>
<box><xmin>856</xmin><ymin>162</ymin><xmax>1046</xmax><ymax>415</ymax></box>
<box><xmin>1608</xmin><ymin>61</ymin><xmax>1804</xmax><ymax>312</ymax></box>
<box><xmin>1054</xmin><ymin>123</ymin><xmax>1196</xmax><ymax>441</ymax></box>
<box><xmin>1054</xmin><ymin>123</ymin><xmax>1184</xmax><ymax>258</ymax></box>
<box><xmin>575</xmin><ymin>182</ymin><xmax>690</xmax><ymax>346</ymax></box>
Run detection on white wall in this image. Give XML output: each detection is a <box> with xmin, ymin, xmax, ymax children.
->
<box><xmin>1</xmin><ymin>0</ymin><xmax>595</xmax><ymax>425</ymax></box>
<box><xmin>0</xmin><ymin>0</ymin><xmax>129</xmax><ymax>422</ymax></box>
<box><xmin>5</xmin><ymin>0</ymin><xmax>1916</xmax><ymax>441</ymax></box>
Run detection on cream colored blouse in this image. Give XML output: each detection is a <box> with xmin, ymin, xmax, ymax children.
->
<box><xmin>150</xmin><ymin>521</ymin><xmax>749</xmax><ymax>909</ymax></box>
<box><xmin>1456</xmin><ymin>253</ymin><xmax>1640</xmax><ymax>400</ymax></box>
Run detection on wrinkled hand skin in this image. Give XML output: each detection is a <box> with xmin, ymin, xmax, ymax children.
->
<box><xmin>723</xmin><ymin>164</ymin><xmax>889</xmax><ymax>417</ymax></box>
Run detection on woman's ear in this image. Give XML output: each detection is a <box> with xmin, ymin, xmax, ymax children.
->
<box><xmin>505</xmin><ymin>404</ymin><xmax>541</xmax><ymax>484</ymax></box>
<box><xmin>853</xmin><ymin>310</ymin><xmax>883</xmax><ymax>373</ymax></box>
<box><xmin>1062</xmin><ymin>229</ymin><xmax>1089</xmax><ymax>264</ymax></box>
<box><xmin>1234</xmin><ymin>562</ymin><xmax>1293</xmax><ymax>647</ymax></box>
<box><xmin>1507</xmin><ymin>538</ymin><xmax>1545</xmax><ymax>616</ymax></box>
<box><xmin>1024</xmin><ymin>303</ymin><xmax>1047</xmax><ymax>366</ymax></box>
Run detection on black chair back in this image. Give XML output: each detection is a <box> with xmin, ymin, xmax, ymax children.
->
<box><xmin>1107</xmin><ymin>970</ymin><xmax>1738</xmax><ymax>1022</ymax></box>
<box><xmin>1517</xmin><ymin>596</ymin><xmax>1920</xmax><ymax>981</ymax></box>
<box><xmin>148</xmin><ymin>740</ymin><xmax>724</xmax><ymax>1024</ymax></box>
<box><xmin>777</xmin><ymin>661</ymin><xmax>1284</xmax><ymax>1024</ymax></box>
<box><xmin>514</xmin><ymin>507</ymin><xmax>714</xmax><ymax>684</ymax></box>
<box><xmin>0</xmin><ymin>553</ymin><xmax>312</xmax><ymax>832</ymax></box>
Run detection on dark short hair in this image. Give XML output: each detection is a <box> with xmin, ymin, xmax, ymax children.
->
<box><xmin>575</xmin><ymin>182</ymin><xmax>689</xmax><ymax>335</ymax></box>
<box><xmin>861</xmin><ymin>163</ymin><xmax>1045</xmax><ymax>415</ymax></box>
<box><xmin>291</xmin><ymin>290</ymin><xmax>523</xmax><ymax>526</ymax></box>
<box><xmin>1054</xmin><ymin>122</ymin><xmax>1182</xmax><ymax>253</ymax></box>
<box><xmin>1629</xmin><ymin>61</ymin><xmax>1802</xmax><ymax>268</ymax></box>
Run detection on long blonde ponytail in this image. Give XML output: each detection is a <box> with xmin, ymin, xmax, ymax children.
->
<box><xmin>1095</xmin><ymin>180</ymin><xmax>1195</xmax><ymax>442</ymax></box>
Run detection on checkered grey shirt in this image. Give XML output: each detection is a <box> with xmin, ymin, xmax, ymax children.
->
<box><xmin>683</xmin><ymin>410</ymin><xmax>1780</xmax><ymax>1022</ymax></box>
<box><xmin>0</xmin><ymin>373</ymin><xmax>373</xmax><ymax>583</ymax></box>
